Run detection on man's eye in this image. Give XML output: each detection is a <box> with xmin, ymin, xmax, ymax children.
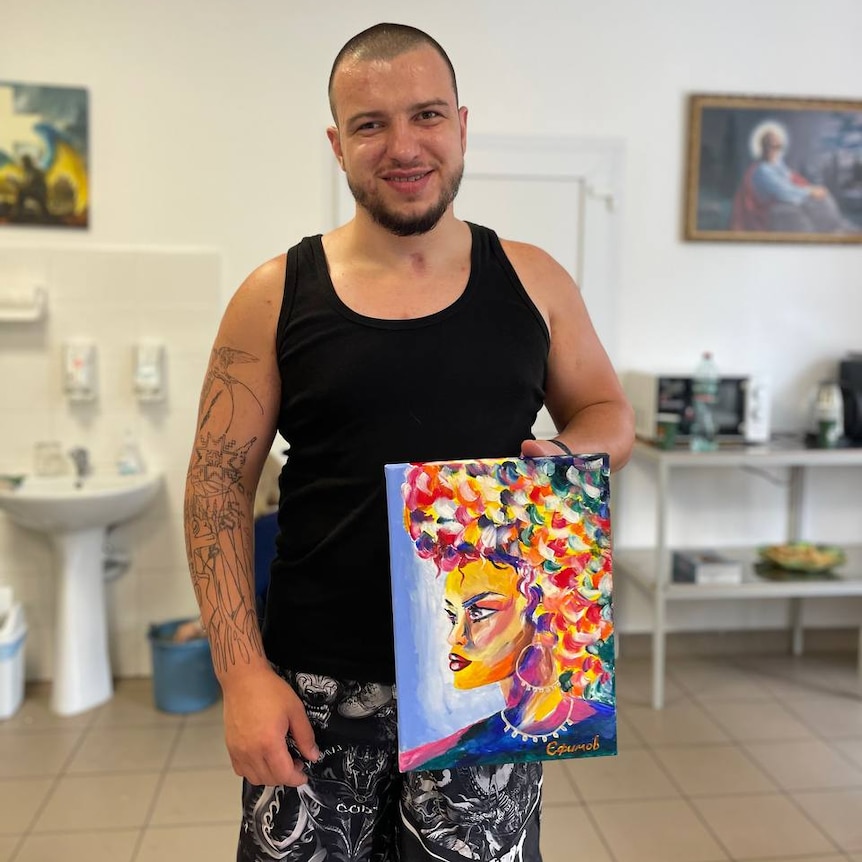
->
<box><xmin>468</xmin><ymin>606</ymin><xmax>497</xmax><ymax>623</ymax></box>
<box><xmin>417</xmin><ymin>111</ymin><xmax>440</xmax><ymax>121</ymax></box>
<box><xmin>445</xmin><ymin>610</ymin><xmax>457</xmax><ymax>625</ymax></box>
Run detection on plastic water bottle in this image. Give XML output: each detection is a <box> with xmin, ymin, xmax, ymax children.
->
<box><xmin>690</xmin><ymin>352</ymin><xmax>719</xmax><ymax>452</ymax></box>
<box><xmin>116</xmin><ymin>429</ymin><xmax>146</xmax><ymax>474</ymax></box>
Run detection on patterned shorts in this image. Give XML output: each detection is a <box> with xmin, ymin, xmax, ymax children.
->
<box><xmin>237</xmin><ymin>667</ymin><xmax>543</xmax><ymax>862</ymax></box>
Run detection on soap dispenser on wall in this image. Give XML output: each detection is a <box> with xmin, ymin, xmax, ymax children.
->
<box><xmin>63</xmin><ymin>340</ymin><xmax>98</xmax><ymax>402</ymax></box>
<box><xmin>133</xmin><ymin>340</ymin><xmax>166</xmax><ymax>402</ymax></box>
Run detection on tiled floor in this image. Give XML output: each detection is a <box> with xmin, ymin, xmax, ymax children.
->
<box><xmin>0</xmin><ymin>651</ymin><xmax>860</xmax><ymax>861</ymax></box>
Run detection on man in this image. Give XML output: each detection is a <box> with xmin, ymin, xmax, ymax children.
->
<box><xmin>184</xmin><ymin>22</ymin><xmax>633</xmax><ymax>861</ymax></box>
<box><xmin>731</xmin><ymin>123</ymin><xmax>854</xmax><ymax>234</ymax></box>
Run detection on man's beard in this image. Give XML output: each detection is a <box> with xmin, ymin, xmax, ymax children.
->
<box><xmin>347</xmin><ymin>164</ymin><xmax>464</xmax><ymax>237</ymax></box>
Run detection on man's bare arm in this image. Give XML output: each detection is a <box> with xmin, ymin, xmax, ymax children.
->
<box><xmin>502</xmin><ymin>239</ymin><xmax>635</xmax><ymax>470</ymax></box>
<box><xmin>185</xmin><ymin>344</ymin><xmax>268</xmax><ymax>675</ymax></box>
<box><xmin>183</xmin><ymin>256</ymin><xmax>318</xmax><ymax>785</ymax></box>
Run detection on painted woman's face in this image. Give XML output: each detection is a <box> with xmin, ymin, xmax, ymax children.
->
<box><xmin>443</xmin><ymin>557</ymin><xmax>534</xmax><ymax>690</ymax></box>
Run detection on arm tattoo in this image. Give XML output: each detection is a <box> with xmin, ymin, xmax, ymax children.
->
<box><xmin>185</xmin><ymin>346</ymin><xmax>267</xmax><ymax>674</ymax></box>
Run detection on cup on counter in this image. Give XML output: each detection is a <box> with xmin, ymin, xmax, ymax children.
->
<box><xmin>814</xmin><ymin>381</ymin><xmax>843</xmax><ymax>449</ymax></box>
<box><xmin>656</xmin><ymin>413</ymin><xmax>680</xmax><ymax>450</ymax></box>
<box><xmin>817</xmin><ymin>419</ymin><xmax>840</xmax><ymax>449</ymax></box>
<box><xmin>33</xmin><ymin>441</ymin><xmax>69</xmax><ymax>477</ymax></box>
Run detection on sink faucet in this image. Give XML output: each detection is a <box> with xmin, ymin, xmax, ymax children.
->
<box><xmin>68</xmin><ymin>447</ymin><xmax>91</xmax><ymax>482</ymax></box>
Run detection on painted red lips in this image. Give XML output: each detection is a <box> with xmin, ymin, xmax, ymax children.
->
<box><xmin>448</xmin><ymin>652</ymin><xmax>472</xmax><ymax>672</ymax></box>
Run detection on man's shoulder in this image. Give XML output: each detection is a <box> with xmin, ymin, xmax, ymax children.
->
<box><xmin>229</xmin><ymin>253</ymin><xmax>289</xmax><ymax>311</ymax></box>
<box><xmin>497</xmin><ymin>237</ymin><xmax>573</xmax><ymax>288</ymax></box>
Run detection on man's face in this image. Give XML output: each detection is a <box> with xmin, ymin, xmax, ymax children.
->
<box><xmin>761</xmin><ymin>131</ymin><xmax>784</xmax><ymax>162</ymax></box>
<box><xmin>327</xmin><ymin>46</ymin><xmax>468</xmax><ymax>236</ymax></box>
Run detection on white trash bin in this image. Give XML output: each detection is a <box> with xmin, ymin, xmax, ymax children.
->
<box><xmin>0</xmin><ymin>600</ymin><xmax>27</xmax><ymax>720</ymax></box>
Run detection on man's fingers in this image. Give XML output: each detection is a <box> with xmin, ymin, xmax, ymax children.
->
<box><xmin>263</xmin><ymin>751</ymin><xmax>309</xmax><ymax>787</ymax></box>
<box><xmin>232</xmin><ymin>746</ymin><xmax>310</xmax><ymax>788</ymax></box>
<box><xmin>520</xmin><ymin>438</ymin><xmax>559</xmax><ymax>458</ymax></box>
<box><xmin>288</xmin><ymin>709</ymin><xmax>321</xmax><ymax>764</ymax></box>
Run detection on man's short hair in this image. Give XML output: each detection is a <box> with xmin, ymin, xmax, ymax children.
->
<box><xmin>328</xmin><ymin>23</ymin><xmax>458</xmax><ymax>123</ymax></box>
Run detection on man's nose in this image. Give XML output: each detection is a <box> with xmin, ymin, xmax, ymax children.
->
<box><xmin>387</xmin><ymin>119</ymin><xmax>421</xmax><ymax>162</ymax></box>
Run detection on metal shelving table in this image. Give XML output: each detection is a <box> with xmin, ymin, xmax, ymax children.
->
<box><xmin>615</xmin><ymin>439</ymin><xmax>862</xmax><ymax>708</ymax></box>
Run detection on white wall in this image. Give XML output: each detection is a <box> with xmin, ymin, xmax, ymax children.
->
<box><xmin>2</xmin><ymin>0</ymin><xmax>861</xmax><ymax>680</ymax></box>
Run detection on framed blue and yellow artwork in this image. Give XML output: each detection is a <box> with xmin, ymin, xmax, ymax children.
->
<box><xmin>0</xmin><ymin>81</ymin><xmax>89</xmax><ymax>228</ymax></box>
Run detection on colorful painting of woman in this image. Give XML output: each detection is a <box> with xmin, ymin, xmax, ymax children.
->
<box><xmin>386</xmin><ymin>455</ymin><xmax>617</xmax><ymax>771</ymax></box>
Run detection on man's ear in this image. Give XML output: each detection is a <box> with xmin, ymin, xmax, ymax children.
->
<box><xmin>458</xmin><ymin>106</ymin><xmax>469</xmax><ymax>155</ymax></box>
<box><xmin>327</xmin><ymin>126</ymin><xmax>345</xmax><ymax>171</ymax></box>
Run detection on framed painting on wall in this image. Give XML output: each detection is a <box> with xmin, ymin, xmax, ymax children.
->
<box><xmin>0</xmin><ymin>82</ymin><xmax>89</xmax><ymax>228</ymax></box>
<box><xmin>384</xmin><ymin>454</ymin><xmax>617</xmax><ymax>773</ymax></box>
<box><xmin>684</xmin><ymin>93</ymin><xmax>862</xmax><ymax>243</ymax></box>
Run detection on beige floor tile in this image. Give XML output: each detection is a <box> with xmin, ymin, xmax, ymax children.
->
<box><xmin>735</xmin><ymin>855</ymin><xmax>847</xmax><ymax>862</ymax></box>
<box><xmin>541</xmin><ymin>761</ymin><xmax>580</xmax><ymax>805</ymax></box>
<box><xmin>136</xmin><ymin>824</ymin><xmax>239</xmax><ymax>861</ymax></box>
<box><xmin>702</xmin><ymin>699</ymin><xmax>818</xmax><ymax>741</ymax></box>
<box><xmin>182</xmin><ymin>698</ymin><xmax>224</xmax><ymax>726</ymax></box>
<box><xmin>0</xmin><ymin>683</ymin><xmax>93</xmax><ymax>733</ymax></box>
<box><xmin>30</xmin><ymin>772</ymin><xmax>161</xmax><ymax>832</ymax></box>
<box><xmin>614</xmin><ymin>713</ymin><xmax>646</xmax><ymax>749</ymax></box>
<box><xmin>749</xmin><ymin>653</ymin><xmax>859</xmax><ymax>699</ymax></box>
<box><xmin>783</xmin><ymin>693</ymin><xmax>862</xmax><ymax>739</ymax></box>
<box><xmin>653</xmin><ymin>744</ymin><xmax>777</xmax><ymax>796</ymax></box>
<box><xmin>14</xmin><ymin>829</ymin><xmax>139</xmax><ymax>862</ymax></box>
<box><xmin>0</xmin><ymin>777</ymin><xmax>53</xmax><ymax>834</ymax></box>
<box><xmin>0</xmin><ymin>729</ymin><xmax>83</xmax><ymax>778</ymax></box>
<box><xmin>671</xmin><ymin>660</ymin><xmax>776</xmax><ymax>702</ymax></box>
<box><xmin>793</xmin><ymin>789</ymin><xmax>862</xmax><ymax>852</ymax></box>
<box><xmin>745</xmin><ymin>739</ymin><xmax>862</xmax><ymax>790</ymax></box>
<box><xmin>0</xmin><ymin>836</ymin><xmax>20</xmax><ymax>862</ymax></box>
<box><xmin>624</xmin><ymin>700</ymin><xmax>730</xmax><ymax>747</ymax></box>
<box><xmin>67</xmin><ymin>725</ymin><xmax>180</xmax><ymax>774</ymax></box>
<box><xmin>762</xmin><ymin>673</ymin><xmax>860</xmax><ymax>702</ymax></box>
<box><xmin>90</xmin><ymin>678</ymin><xmax>185</xmax><ymax>728</ymax></box>
<box><xmin>587</xmin><ymin>798</ymin><xmax>728</xmax><ymax>862</ymax></box>
<box><xmin>566</xmin><ymin>748</ymin><xmax>678</xmax><ymax>802</ymax></box>
<box><xmin>835</xmin><ymin>738</ymin><xmax>862</xmax><ymax>769</ymax></box>
<box><xmin>615</xmin><ymin>661</ymin><xmax>687</xmax><ymax>707</ymax></box>
<box><xmin>149</xmin><ymin>767</ymin><xmax>239</xmax><ymax>825</ymax></box>
<box><xmin>168</xmin><ymin>721</ymin><xmax>231</xmax><ymax>770</ymax></box>
<box><xmin>541</xmin><ymin>805</ymin><xmax>612</xmax><ymax>862</ymax></box>
<box><xmin>692</xmin><ymin>793</ymin><xmax>837</xmax><ymax>859</ymax></box>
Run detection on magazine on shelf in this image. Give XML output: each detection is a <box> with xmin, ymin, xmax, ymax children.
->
<box><xmin>672</xmin><ymin>549</ymin><xmax>744</xmax><ymax>584</ymax></box>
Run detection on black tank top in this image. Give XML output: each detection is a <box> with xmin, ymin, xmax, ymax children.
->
<box><xmin>264</xmin><ymin>222</ymin><xmax>550</xmax><ymax>682</ymax></box>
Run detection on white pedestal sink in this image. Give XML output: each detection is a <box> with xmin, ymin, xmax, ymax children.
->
<box><xmin>0</xmin><ymin>472</ymin><xmax>162</xmax><ymax>715</ymax></box>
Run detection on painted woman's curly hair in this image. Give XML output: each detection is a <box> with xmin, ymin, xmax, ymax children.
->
<box><xmin>401</xmin><ymin>456</ymin><xmax>614</xmax><ymax>703</ymax></box>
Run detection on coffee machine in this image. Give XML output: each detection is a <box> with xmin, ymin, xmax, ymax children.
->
<box><xmin>839</xmin><ymin>355</ymin><xmax>862</xmax><ymax>443</ymax></box>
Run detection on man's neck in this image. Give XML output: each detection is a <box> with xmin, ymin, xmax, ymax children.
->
<box><xmin>342</xmin><ymin>207</ymin><xmax>466</xmax><ymax>270</ymax></box>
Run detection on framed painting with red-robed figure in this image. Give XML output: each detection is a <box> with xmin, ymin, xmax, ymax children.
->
<box><xmin>684</xmin><ymin>94</ymin><xmax>862</xmax><ymax>243</ymax></box>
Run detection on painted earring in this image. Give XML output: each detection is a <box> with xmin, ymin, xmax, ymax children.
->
<box><xmin>514</xmin><ymin>643</ymin><xmax>558</xmax><ymax>692</ymax></box>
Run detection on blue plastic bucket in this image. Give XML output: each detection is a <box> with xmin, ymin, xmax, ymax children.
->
<box><xmin>147</xmin><ymin>618</ymin><xmax>220</xmax><ymax>713</ymax></box>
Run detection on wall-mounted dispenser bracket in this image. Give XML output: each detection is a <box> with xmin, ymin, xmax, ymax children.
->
<box><xmin>63</xmin><ymin>340</ymin><xmax>98</xmax><ymax>402</ymax></box>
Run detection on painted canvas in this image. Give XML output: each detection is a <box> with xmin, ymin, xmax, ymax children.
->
<box><xmin>0</xmin><ymin>82</ymin><xmax>89</xmax><ymax>228</ymax></box>
<box><xmin>384</xmin><ymin>454</ymin><xmax>616</xmax><ymax>772</ymax></box>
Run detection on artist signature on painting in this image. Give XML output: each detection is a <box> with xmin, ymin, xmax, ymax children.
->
<box><xmin>546</xmin><ymin>735</ymin><xmax>600</xmax><ymax>757</ymax></box>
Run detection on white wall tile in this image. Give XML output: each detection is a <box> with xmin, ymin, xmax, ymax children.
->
<box><xmin>0</xmin><ymin>248</ymin><xmax>221</xmax><ymax>683</ymax></box>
